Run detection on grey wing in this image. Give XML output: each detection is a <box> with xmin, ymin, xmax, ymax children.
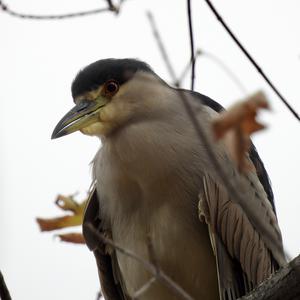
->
<box><xmin>82</xmin><ymin>186</ymin><xmax>128</xmax><ymax>300</ymax></box>
<box><xmin>190</xmin><ymin>90</ymin><xmax>286</xmax><ymax>298</ymax></box>
<box><xmin>199</xmin><ymin>169</ymin><xmax>286</xmax><ymax>300</ymax></box>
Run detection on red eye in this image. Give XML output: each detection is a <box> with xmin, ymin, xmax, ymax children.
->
<box><xmin>104</xmin><ymin>80</ymin><xmax>119</xmax><ymax>96</ymax></box>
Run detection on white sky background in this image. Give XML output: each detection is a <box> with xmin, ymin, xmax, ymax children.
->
<box><xmin>0</xmin><ymin>0</ymin><xmax>300</xmax><ymax>299</ymax></box>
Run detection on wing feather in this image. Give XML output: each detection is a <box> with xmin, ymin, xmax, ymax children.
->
<box><xmin>199</xmin><ymin>173</ymin><xmax>285</xmax><ymax>299</ymax></box>
<box><xmin>82</xmin><ymin>186</ymin><xmax>128</xmax><ymax>300</ymax></box>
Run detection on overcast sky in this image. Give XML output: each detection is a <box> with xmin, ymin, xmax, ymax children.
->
<box><xmin>1</xmin><ymin>0</ymin><xmax>300</xmax><ymax>299</ymax></box>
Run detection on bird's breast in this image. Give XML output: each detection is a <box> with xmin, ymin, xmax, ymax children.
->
<box><xmin>99</xmin><ymin>182</ymin><xmax>219</xmax><ymax>299</ymax></box>
<box><xmin>94</xmin><ymin>136</ymin><xmax>219</xmax><ymax>299</ymax></box>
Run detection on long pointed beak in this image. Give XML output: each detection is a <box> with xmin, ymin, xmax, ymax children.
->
<box><xmin>51</xmin><ymin>97</ymin><xmax>108</xmax><ymax>139</ymax></box>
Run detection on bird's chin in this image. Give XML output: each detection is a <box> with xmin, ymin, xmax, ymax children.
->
<box><xmin>80</xmin><ymin>122</ymin><xmax>111</xmax><ymax>137</ymax></box>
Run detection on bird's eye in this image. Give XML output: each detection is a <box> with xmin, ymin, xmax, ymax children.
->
<box><xmin>104</xmin><ymin>80</ymin><xmax>119</xmax><ymax>96</ymax></box>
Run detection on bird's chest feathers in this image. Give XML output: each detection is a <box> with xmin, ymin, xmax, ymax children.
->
<box><xmin>96</xmin><ymin>158</ymin><xmax>215</xmax><ymax>297</ymax></box>
<box><xmin>94</xmin><ymin>130</ymin><xmax>218</xmax><ymax>298</ymax></box>
<box><xmin>95</xmin><ymin>126</ymin><xmax>203</xmax><ymax>227</ymax></box>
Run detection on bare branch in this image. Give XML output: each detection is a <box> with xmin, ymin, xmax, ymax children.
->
<box><xmin>187</xmin><ymin>0</ymin><xmax>196</xmax><ymax>90</ymax></box>
<box><xmin>146</xmin><ymin>11</ymin><xmax>178</xmax><ymax>86</ymax></box>
<box><xmin>86</xmin><ymin>223</ymin><xmax>155</xmax><ymax>272</ymax></box>
<box><xmin>95</xmin><ymin>290</ymin><xmax>102</xmax><ymax>300</ymax></box>
<box><xmin>204</xmin><ymin>0</ymin><xmax>300</xmax><ymax>121</ymax></box>
<box><xmin>132</xmin><ymin>277</ymin><xmax>156</xmax><ymax>300</ymax></box>
<box><xmin>0</xmin><ymin>1</ymin><xmax>116</xmax><ymax>20</ymax></box>
<box><xmin>106</xmin><ymin>0</ymin><xmax>114</xmax><ymax>9</ymax></box>
<box><xmin>202</xmin><ymin>50</ymin><xmax>248</xmax><ymax>94</ymax></box>
<box><xmin>146</xmin><ymin>235</ymin><xmax>160</xmax><ymax>274</ymax></box>
<box><xmin>0</xmin><ymin>270</ymin><xmax>12</xmax><ymax>300</ymax></box>
<box><xmin>178</xmin><ymin>49</ymin><xmax>248</xmax><ymax>94</ymax></box>
<box><xmin>178</xmin><ymin>49</ymin><xmax>202</xmax><ymax>85</ymax></box>
<box><xmin>238</xmin><ymin>254</ymin><xmax>300</xmax><ymax>300</ymax></box>
<box><xmin>85</xmin><ymin>223</ymin><xmax>194</xmax><ymax>300</ymax></box>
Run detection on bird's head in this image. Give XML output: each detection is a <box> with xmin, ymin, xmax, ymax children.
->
<box><xmin>51</xmin><ymin>58</ymin><xmax>166</xmax><ymax>139</ymax></box>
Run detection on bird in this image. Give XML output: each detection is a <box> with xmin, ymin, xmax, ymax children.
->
<box><xmin>51</xmin><ymin>58</ymin><xmax>286</xmax><ymax>300</ymax></box>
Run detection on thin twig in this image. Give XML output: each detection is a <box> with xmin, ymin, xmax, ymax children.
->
<box><xmin>187</xmin><ymin>0</ymin><xmax>196</xmax><ymax>90</ymax></box>
<box><xmin>95</xmin><ymin>290</ymin><xmax>102</xmax><ymax>300</ymax></box>
<box><xmin>86</xmin><ymin>224</ymin><xmax>155</xmax><ymax>272</ymax></box>
<box><xmin>105</xmin><ymin>0</ymin><xmax>120</xmax><ymax>14</ymax></box>
<box><xmin>105</xmin><ymin>0</ymin><xmax>116</xmax><ymax>11</ymax></box>
<box><xmin>146</xmin><ymin>11</ymin><xmax>178</xmax><ymax>86</ymax></box>
<box><xmin>0</xmin><ymin>270</ymin><xmax>12</xmax><ymax>300</ymax></box>
<box><xmin>178</xmin><ymin>49</ymin><xmax>248</xmax><ymax>95</ymax></box>
<box><xmin>178</xmin><ymin>49</ymin><xmax>202</xmax><ymax>84</ymax></box>
<box><xmin>204</xmin><ymin>0</ymin><xmax>300</xmax><ymax>121</ymax></box>
<box><xmin>146</xmin><ymin>235</ymin><xmax>160</xmax><ymax>274</ymax></box>
<box><xmin>85</xmin><ymin>223</ymin><xmax>194</xmax><ymax>300</ymax></box>
<box><xmin>0</xmin><ymin>1</ymin><xmax>114</xmax><ymax>20</ymax></box>
<box><xmin>203</xmin><ymin>50</ymin><xmax>248</xmax><ymax>94</ymax></box>
<box><xmin>132</xmin><ymin>277</ymin><xmax>156</xmax><ymax>299</ymax></box>
<box><xmin>178</xmin><ymin>49</ymin><xmax>248</xmax><ymax>94</ymax></box>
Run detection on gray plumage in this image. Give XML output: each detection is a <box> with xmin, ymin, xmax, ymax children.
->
<box><xmin>52</xmin><ymin>59</ymin><xmax>286</xmax><ymax>300</ymax></box>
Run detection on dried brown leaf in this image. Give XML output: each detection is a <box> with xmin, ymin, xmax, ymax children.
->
<box><xmin>212</xmin><ymin>91</ymin><xmax>269</xmax><ymax>172</ymax></box>
<box><xmin>36</xmin><ymin>214</ymin><xmax>83</xmax><ymax>231</ymax></box>
<box><xmin>36</xmin><ymin>194</ymin><xmax>88</xmax><ymax>234</ymax></box>
<box><xmin>57</xmin><ymin>233</ymin><xmax>86</xmax><ymax>244</ymax></box>
<box><xmin>55</xmin><ymin>194</ymin><xmax>84</xmax><ymax>213</ymax></box>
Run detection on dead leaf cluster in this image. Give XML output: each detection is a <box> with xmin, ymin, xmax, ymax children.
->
<box><xmin>212</xmin><ymin>91</ymin><xmax>269</xmax><ymax>172</ymax></box>
<box><xmin>36</xmin><ymin>194</ymin><xmax>87</xmax><ymax>244</ymax></box>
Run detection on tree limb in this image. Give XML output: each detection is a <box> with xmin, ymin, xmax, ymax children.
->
<box><xmin>0</xmin><ymin>270</ymin><xmax>12</xmax><ymax>300</ymax></box>
<box><xmin>239</xmin><ymin>255</ymin><xmax>300</xmax><ymax>300</ymax></box>
<box><xmin>85</xmin><ymin>223</ymin><xmax>194</xmax><ymax>300</ymax></box>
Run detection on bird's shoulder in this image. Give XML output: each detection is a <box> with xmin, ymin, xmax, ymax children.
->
<box><xmin>179</xmin><ymin>88</ymin><xmax>276</xmax><ymax>212</ymax></box>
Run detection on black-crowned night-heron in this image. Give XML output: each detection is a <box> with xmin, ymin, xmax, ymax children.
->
<box><xmin>52</xmin><ymin>59</ymin><xmax>285</xmax><ymax>300</ymax></box>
